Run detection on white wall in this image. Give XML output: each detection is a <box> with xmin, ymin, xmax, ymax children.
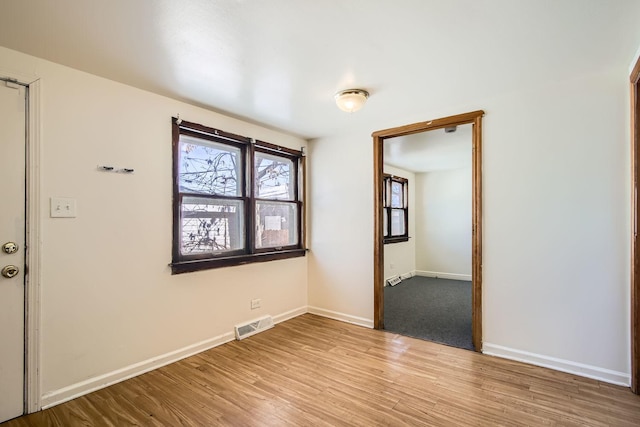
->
<box><xmin>306</xmin><ymin>132</ymin><xmax>373</xmax><ymax>327</ymax></box>
<box><xmin>308</xmin><ymin>65</ymin><xmax>632</xmax><ymax>383</ymax></box>
<box><xmin>481</xmin><ymin>67</ymin><xmax>629</xmax><ymax>376</ymax></box>
<box><xmin>383</xmin><ymin>164</ymin><xmax>415</xmax><ymax>281</ymax></box>
<box><xmin>0</xmin><ymin>46</ymin><xmax>308</xmax><ymax>403</ymax></box>
<box><xmin>415</xmin><ymin>167</ymin><xmax>472</xmax><ymax>279</ymax></box>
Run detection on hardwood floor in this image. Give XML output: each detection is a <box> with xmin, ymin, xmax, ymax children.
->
<box><xmin>4</xmin><ymin>314</ymin><xmax>640</xmax><ymax>426</ymax></box>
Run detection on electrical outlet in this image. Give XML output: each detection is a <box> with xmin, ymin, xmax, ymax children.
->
<box><xmin>50</xmin><ymin>197</ymin><xmax>77</xmax><ymax>218</ymax></box>
<box><xmin>390</xmin><ymin>263</ymin><xmax>395</xmax><ymax>270</ymax></box>
<box><xmin>251</xmin><ymin>298</ymin><xmax>261</xmax><ymax>310</ymax></box>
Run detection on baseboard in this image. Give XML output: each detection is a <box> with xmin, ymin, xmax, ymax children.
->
<box><xmin>273</xmin><ymin>305</ymin><xmax>308</xmax><ymax>324</ymax></box>
<box><xmin>41</xmin><ymin>305</ymin><xmax>309</xmax><ymax>409</ymax></box>
<box><xmin>415</xmin><ymin>270</ymin><xmax>472</xmax><ymax>282</ymax></box>
<box><xmin>483</xmin><ymin>343</ymin><xmax>630</xmax><ymax>386</ymax></box>
<box><xmin>40</xmin><ymin>331</ymin><xmax>235</xmax><ymax>409</ymax></box>
<box><xmin>307</xmin><ymin>306</ymin><xmax>374</xmax><ymax>329</ymax></box>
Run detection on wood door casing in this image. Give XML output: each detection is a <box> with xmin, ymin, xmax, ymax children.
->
<box><xmin>631</xmin><ymin>55</ymin><xmax>640</xmax><ymax>394</ymax></box>
<box><xmin>372</xmin><ymin>110</ymin><xmax>484</xmax><ymax>352</ymax></box>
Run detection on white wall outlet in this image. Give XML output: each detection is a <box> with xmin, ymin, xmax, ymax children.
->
<box><xmin>251</xmin><ymin>298</ymin><xmax>261</xmax><ymax>310</ymax></box>
<box><xmin>50</xmin><ymin>197</ymin><xmax>77</xmax><ymax>218</ymax></box>
<box><xmin>390</xmin><ymin>263</ymin><xmax>395</xmax><ymax>270</ymax></box>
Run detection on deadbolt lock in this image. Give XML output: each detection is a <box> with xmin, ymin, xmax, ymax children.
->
<box><xmin>1</xmin><ymin>265</ymin><xmax>19</xmax><ymax>278</ymax></box>
<box><xmin>2</xmin><ymin>242</ymin><xmax>18</xmax><ymax>254</ymax></box>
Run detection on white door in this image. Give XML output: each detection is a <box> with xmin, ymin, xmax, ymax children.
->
<box><xmin>0</xmin><ymin>81</ymin><xmax>26</xmax><ymax>422</ymax></box>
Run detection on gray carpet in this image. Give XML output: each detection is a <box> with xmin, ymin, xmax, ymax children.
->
<box><xmin>384</xmin><ymin>276</ymin><xmax>473</xmax><ymax>351</ymax></box>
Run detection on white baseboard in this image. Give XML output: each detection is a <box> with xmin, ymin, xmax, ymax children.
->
<box><xmin>483</xmin><ymin>343</ymin><xmax>630</xmax><ymax>386</ymax></box>
<box><xmin>273</xmin><ymin>306</ymin><xmax>308</xmax><ymax>324</ymax></box>
<box><xmin>41</xmin><ymin>305</ymin><xmax>309</xmax><ymax>409</ymax></box>
<box><xmin>415</xmin><ymin>270</ymin><xmax>472</xmax><ymax>282</ymax></box>
<box><xmin>41</xmin><ymin>331</ymin><xmax>235</xmax><ymax>409</ymax></box>
<box><xmin>307</xmin><ymin>306</ymin><xmax>374</xmax><ymax>329</ymax></box>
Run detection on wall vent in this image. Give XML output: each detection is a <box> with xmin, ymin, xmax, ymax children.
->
<box><xmin>387</xmin><ymin>276</ymin><xmax>402</xmax><ymax>287</ymax></box>
<box><xmin>234</xmin><ymin>315</ymin><xmax>274</xmax><ymax>340</ymax></box>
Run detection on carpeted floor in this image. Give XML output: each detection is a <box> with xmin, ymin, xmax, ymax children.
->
<box><xmin>384</xmin><ymin>276</ymin><xmax>473</xmax><ymax>351</ymax></box>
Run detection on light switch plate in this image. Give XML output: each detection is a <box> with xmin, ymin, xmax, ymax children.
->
<box><xmin>50</xmin><ymin>197</ymin><xmax>77</xmax><ymax>218</ymax></box>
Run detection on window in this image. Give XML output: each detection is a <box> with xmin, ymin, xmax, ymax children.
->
<box><xmin>383</xmin><ymin>174</ymin><xmax>408</xmax><ymax>244</ymax></box>
<box><xmin>171</xmin><ymin>118</ymin><xmax>305</xmax><ymax>273</ymax></box>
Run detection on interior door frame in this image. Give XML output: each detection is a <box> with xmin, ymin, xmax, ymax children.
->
<box><xmin>25</xmin><ymin>78</ymin><xmax>42</xmax><ymax>413</ymax></box>
<box><xmin>0</xmin><ymin>72</ymin><xmax>42</xmax><ymax>413</ymax></box>
<box><xmin>631</xmin><ymin>55</ymin><xmax>640</xmax><ymax>393</ymax></box>
<box><xmin>372</xmin><ymin>110</ymin><xmax>484</xmax><ymax>351</ymax></box>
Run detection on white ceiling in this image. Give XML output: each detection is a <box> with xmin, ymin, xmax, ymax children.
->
<box><xmin>385</xmin><ymin>124</ymin><xmax>472</xmax><ymax>173</ymax></box>
<box><xmin>1</xmin><ymin>0</ymin><xmax>639</xmax><ymax>140</ymax></box>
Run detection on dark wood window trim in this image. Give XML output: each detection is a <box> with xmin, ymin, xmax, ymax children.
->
<box><xmin>171</xmin><ymin>118</ymin><xmax>305</xmax><ymax>274</ymax></box>
<box><xmin>384</xmin><ymin>236</ymin><xmax>409</xmax><ymax>244</ymax></box>
<box><xmin>383</xmin><ymin>174</ymin><xmax>409</xmax><ymax>244</ymax></box>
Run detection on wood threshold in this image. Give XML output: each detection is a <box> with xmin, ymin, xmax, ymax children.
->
<box><xmin>373</xmin><ymin>110</ymin><xmax>484</xmax><ymax>352</ymax></box>
<box><xmin>6</xmin><ymin>314</ymin><xmax>640</xmax><ymax>426</ymax></box>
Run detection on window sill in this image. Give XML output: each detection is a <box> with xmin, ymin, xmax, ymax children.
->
<box><xmin>170</xmin><ymin>248</ymin><xmax>307</xmax><ymax>274</ymax></box>
<box><xmin>383</xmin><ymin>237</ymin><xmax>409</xmax><ymax>245</ymax></box>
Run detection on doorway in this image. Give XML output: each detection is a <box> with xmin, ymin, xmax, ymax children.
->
<box><xmin>373</xmin><ymin>110</ymin><xmax>484</xmax><ymax>351</ymax></box>
<box><xmin>0</xmin><ymin>79</ymin><xmax>27</xmax><ymax>422</ymax></box>
<box><xmin>0</xmin><ymin>75</ymin><xmax>40</xmax><ymax>421</ymax></box>
<box><xmin>382</xmin><ymin>124</ymin><xmax>473</xmax><ymax>350</ymax></box>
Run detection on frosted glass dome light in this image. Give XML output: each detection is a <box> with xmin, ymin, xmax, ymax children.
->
<box><xmin>335</xmin><ymin>89</ymin><xmax>369</xmax><ymax>113</ymax></box>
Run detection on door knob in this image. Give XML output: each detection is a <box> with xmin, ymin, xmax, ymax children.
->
<box><xmin>1</xmin><ymin>265</ymin><xmax>19</xmax><ymax>278</ymax></box>
<box><xmin>2</xmin><ymin>242</ymin><xmax>18</xmax><ymax>254</ymax></box>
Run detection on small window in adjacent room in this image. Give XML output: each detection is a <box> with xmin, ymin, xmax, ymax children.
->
<box><xmin>171</xmin><ymin>118</ymin><xmax>305</xmax><ymax>274</ymax></box>
<box><xmin>383</xmin><ymin>174</ymin><xmax>409</xmax><ymax>244</ymax></box>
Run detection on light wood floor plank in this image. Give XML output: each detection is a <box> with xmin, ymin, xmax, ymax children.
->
<box><xmin>3</xmin><ymin>314</ymin><xmax>640</xmax><ymax>426</ymax></box>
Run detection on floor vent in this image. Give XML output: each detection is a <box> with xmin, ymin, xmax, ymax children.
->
<box><xmin>387</xmin><ymin>276</ymin><xmax>402</xmax><ymax>287</ymax></box>
<box><xmin>234</xmin><ymin>315</ymin><xmax>274</xmax><ymax>340</ymax></box>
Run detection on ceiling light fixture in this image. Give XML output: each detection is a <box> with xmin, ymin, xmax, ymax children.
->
<box><xmin>335</xmin><ymin>89</ymin><xmax>369</xmax><ymax>113</ymax></box>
